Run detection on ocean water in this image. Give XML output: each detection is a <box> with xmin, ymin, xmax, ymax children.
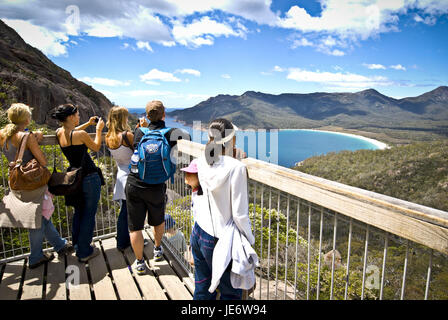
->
<box><xmin>128</xmin><ymin>109</ymin><xmax>379</xmax><ymax>168</ymax></box>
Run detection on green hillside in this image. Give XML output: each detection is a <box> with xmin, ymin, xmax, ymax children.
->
<box><xmin>293</xmin><ymin>140</ymin><xmax>448</xmax><ymax>212</ymax></box>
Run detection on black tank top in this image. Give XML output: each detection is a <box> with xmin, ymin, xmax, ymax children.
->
<box><xmin>57</xmin><ymin>129</ymin><xmax>97</xmax><ymax>174</ymax></box>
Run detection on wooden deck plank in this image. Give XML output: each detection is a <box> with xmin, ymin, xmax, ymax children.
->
<box><xmin>101</xmin><ymin>238</ymin><xmax>142</xmax><ymax>300</ymax></box>
<box><xmin>21</xmin><ymin>263</ymin><xmax>44</xmax><ymax>300</ymax></box>
<box><xmin>66</xmin><ymin>254</ymin><xmax>91</xmax><ymax>300</ymax></box>
<box><xmin>0</xmin><ymin>260</ymin><xmax>25</xmax><ymax>300</ymax></box>
<box><xmin>142</xmin><ymin>230</ymin><xmax>192</xmax><ymax>300</ymax></box>
<box><xmin>160</xmin><ymin>242</ymin><xmax>195</xmax><ymax>295</ymax></box>
<box><xmin>122</xmin><ymin>246</ymin><xmax>167</xmax><ymax>300</ymax></box>
<box><xmin>88</xmin><ymin>242</ymin><xmax>117</xmax><ymax>300</ymax></box>
<box><xmin>45</xmin><ymin>258</ymin><xmax>67</xmax><ymax>300</ymax></box>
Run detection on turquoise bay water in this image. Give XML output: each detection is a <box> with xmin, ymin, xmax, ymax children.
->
<box><xmin>128</xmin><ymin>109</ymin><xmax>379</xmax><ymax>168</ymax></box>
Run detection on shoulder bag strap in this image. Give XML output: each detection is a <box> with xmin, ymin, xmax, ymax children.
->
<box><xmin>70</xmin><ymin>130</ymin><xmax>75</xmax><ymax>146</ymax></box>
<box><xmin>52</xmin><ymin>129</ymin><xmax>61</xmax><ymax>171</ymax></box>
<box><xmin>14</xmin><ymin>132</ymin><xmax>30</xmax><ymax>164</ymax></box>
<box><xmin>121</xmin><ymin>131</ymin><xmax>133</xmax><ymax>151</ymax></box>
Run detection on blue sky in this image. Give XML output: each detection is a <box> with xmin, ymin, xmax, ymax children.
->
<box><xmin>1</xmin><ymin>0</ymin><xmax>447</xmax><ymax>109</ymax></box>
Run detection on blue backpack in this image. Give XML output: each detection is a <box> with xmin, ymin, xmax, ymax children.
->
<box><xmin>136</xmin><ymin>127</ymin><xmax>176</xmax><ymax>184</ymax></box>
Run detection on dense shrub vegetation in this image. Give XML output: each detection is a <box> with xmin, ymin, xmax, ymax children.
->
<box><xmin>294</xmin><ymin>140</ymin><xmax>448</xmax><ymax>212</ymax></box>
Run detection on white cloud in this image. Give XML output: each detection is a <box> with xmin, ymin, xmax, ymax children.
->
<box><xmin>84</xmin><ymin>20</ymin><xmax>123</xmax><ymax>38</ymax></box>
<box><xmin>2</xmin><ymin>19</ymin><xmax>68</xmax><ymax>56</ymax></box>
<box><xmin>363</xmin><ymin>63</ymin><xmax>387</xmax><ymax>70</ymax></box>
<box><xmin>136</xmin><ymin>41</ymin><xmax>153</xmax><ymax>52</ymax></box>
<box><xmin>79</xmin><ymin>77</ymin><xmax>131</xmax><ymax>87</ymax></box>
<box><xmin>277</xmin><ymin>1</ymin><xmax>402</xmax><ymax>39</ymax></box>
<box><xmin>221</xmin><ymin>74</ymin><xmax>231</xmax><ymax>79</ymax></box>
<box><xmin>390</xmin><ymin>64</ymin><xmax>406</xmax><ymax>71</ymax></box>
<box><xmin>277</xmin><ymin>0</ymin><xmax>448</xmax><ymax>57</ymax></box>
<box><xmin>160</xmin><ymin>40</ymin><xmax>177</xmax><ymax>47</ymax></box>
<box><xmin>273</xmin><ymin>66</ymin><xmax>285</xmax><ymax>72</ymax></box>
<box><xmin>291</xmin><ymin>37</ymin><xmax>314</xmax><ymax>48</ymax></box>
<box><xmin>2</xmin><ymin>0</ymin><xmax>448</xmax><ymax>59</ymax></box>
<box><xmin>324</xmin><ymin>48</ymin><xmax>345</xmax><ymax>56</ymax></box>
<box><xmin>175</xmin><ymin>69</ymin><xmax>201</xmax><ymax>77</ymax></box>
<box><xmin>287</xmin><ymin>68</ymin><xmax>393</xmax><ymax>89</ymax></box>
<box><xmin>171</xmin><ymin>16</ymin><xmax>245</xmax><ymax>48</ymax></box>
<box><xmin>154</xmin><ymin>0</ymin><xmax>277</xmax><ymax>25</ymax></box>
<box><xmin>289</xmin><ymin>34</ymin><xmax>347</xmax><ymax>56</ymax></box>
<box><xmin>362</xmin><ymin>63</ymin><xmax>406</xmax><ymax>71</ymax></box>
<box><xmin>140</xmin><ymin>68</ymin><xmax>181</xmax><ymax>85</ymax></box>
<box><xmin>414</xmin><ymin>14</ymin><xmax>437</xmax><ymax>25</ymax></box>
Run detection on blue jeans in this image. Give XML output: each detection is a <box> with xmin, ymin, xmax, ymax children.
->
<box><xmin>28</xmin><ymin>216</ymin><xmax>67</xmax><ymax>265</ymax></box>
<box><xmin>116</xmin><ymin>199</ymin><xmax>130</xmax><ymax>249</ymax></box>
<box><xmin>72</xmin><ymin>173</ymin><xmax>101</xmax><ymax>259</ymax></box>
<box><xmin>190</xmin><ymin>222</ymin><xmax>242</xmax><ymax>300</ymax></box>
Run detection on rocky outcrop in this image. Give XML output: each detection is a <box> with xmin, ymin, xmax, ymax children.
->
<box><xmin>0</xmin><ymin>19</ymin><xmax>113</xmax><ymax>129</ymax></box>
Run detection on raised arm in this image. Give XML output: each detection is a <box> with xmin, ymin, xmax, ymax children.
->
<box><xmin>79</xmin><ymin>118</ymin><xmax>105</xmax><ymax>152</ymax></box>
<box><xmin>75</xmin><ymin>117</ymin><xmax>97</xmax><ymax>131</ymax></box>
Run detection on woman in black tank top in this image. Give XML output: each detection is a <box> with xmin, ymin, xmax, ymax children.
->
<box><xmin>51</xmin><ymin>104</ymin><xmax>105</xmax><ymax>263</ymax></box>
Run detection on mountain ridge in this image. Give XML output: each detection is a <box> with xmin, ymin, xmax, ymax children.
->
<box><xmin>168</xmin><ymin>86</ymin><xmax>448</xmax><ymax>141</ymax></box>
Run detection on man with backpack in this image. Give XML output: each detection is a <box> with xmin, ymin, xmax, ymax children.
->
<box><xmin>125</xmin><ymin>100</ymin><xmax>189</xmax><ymax>275</ymax></box>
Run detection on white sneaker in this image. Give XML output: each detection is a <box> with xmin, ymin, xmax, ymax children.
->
<box><xmin>135</xmin><ymin>259</ymin><xmax>148</xmax><ymax>275</ymax></box>
<box><xmin>153</xmin><ymin>246</ymin><xmax>163</xmax><ymax>262</ymax></box>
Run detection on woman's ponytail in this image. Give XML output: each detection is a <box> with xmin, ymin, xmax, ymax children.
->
<box><xmin>204</xmin><ymin>118</ymin><xmax>237</xmax><ymax>166</ymax></box>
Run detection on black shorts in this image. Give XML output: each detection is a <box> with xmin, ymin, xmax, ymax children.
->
<box><xmin>125</xmin><ymin>181</ymin><xmax>166</xmax><ymax>231</ymax></box>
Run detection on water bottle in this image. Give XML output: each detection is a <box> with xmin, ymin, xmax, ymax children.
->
<box><xmin>130</xmin><ymin>150</ymin><xmax>139</xmax><ymax>174</ymax></box>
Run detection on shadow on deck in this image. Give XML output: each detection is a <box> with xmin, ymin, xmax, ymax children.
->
<box><xmin>0</xmin><ymin>228</ymin><xmax>193</xmax><ymax>300</ymax></box>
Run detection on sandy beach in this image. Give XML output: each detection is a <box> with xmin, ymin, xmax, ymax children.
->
<box><xmin>280</xmin><ymin>128</ymin><xmax>390</xmax><ymax>150</ymax></box>
<box><xmin>167</xmin><ymin>117</ymin><xmax>390</xmax><ymax>150</ymax></box>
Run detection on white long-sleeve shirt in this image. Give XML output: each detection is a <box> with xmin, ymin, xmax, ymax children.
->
<box><xmin>196</xmin><ymin>155</ymin><xmax>255</xmax><ymax>245</ymax></box>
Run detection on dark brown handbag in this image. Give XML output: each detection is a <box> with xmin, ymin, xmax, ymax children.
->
<box><xmin>48</xmin><ymin>129</ymin><xmax>85</xmax><ymax>196</ymax></box>
<box><xmin>8</xmin><ymin>132</ymin><xmax>51</xmax><ymax>191</ymax></box>
<box><xmin>48</xmin><ymin>166</ymin><xmax>83</xmax><ymax>196</ymax></box>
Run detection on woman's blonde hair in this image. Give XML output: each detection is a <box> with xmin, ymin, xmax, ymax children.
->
<box><xmin>0</xmin><ymin>103</ymin><xmax>32</xmax><ymax>146</ymax></box>
<box><xmin>106</xmin><ymin>106</ymin><xmax>131</xmax><ymax>148</ymax></box>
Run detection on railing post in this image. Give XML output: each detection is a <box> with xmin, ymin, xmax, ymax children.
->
<box><xmin>344</xmin><ymin>218</ymin><xmax>353</xmax><ymax>300</ymax></box>
<box><xmin>361</xmin><ymin>225</ymin><xmax>370</xmax><ymax>300</ymax></box>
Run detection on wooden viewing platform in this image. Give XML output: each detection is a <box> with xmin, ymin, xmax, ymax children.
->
<box><xmin>0</xmin><ymin>229</ymin><xmax>193</xmax><ymax>300</ymax></box>
<box><xmin>1</xmin><ymin>137</ymin><xmax>447</xmax><ymax>300</ymax></box>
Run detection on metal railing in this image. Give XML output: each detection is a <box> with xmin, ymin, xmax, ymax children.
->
<box><xmin>171</xmin><ymin>140</ymin><xmax>448</xmax><ymax>300</ymax></box>
<box><xmin>0</xmin><ymin>134</ymin><xmax>120</xmax><ymax>264</ymax></box>
<box><xmin>1</xmin><ymin>136</ymin><xmax>448</xmax><ymax>300</ymax></box>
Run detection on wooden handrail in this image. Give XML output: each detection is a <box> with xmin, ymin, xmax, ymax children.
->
<box><xmin>176</xmin><ymin>139</ymin><xmax>448</xmax><ymax>255</ymax></box>
<box><xmin>41</xmin><ymin>132</ymin><xmax>106</xmax><ymax>145</ymax></box>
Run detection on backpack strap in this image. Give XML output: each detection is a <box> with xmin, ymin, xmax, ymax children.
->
<box><xmin>139</xmin><ymin>127</ymin><xmax>150</xmax><ymax>135</ymax></box>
